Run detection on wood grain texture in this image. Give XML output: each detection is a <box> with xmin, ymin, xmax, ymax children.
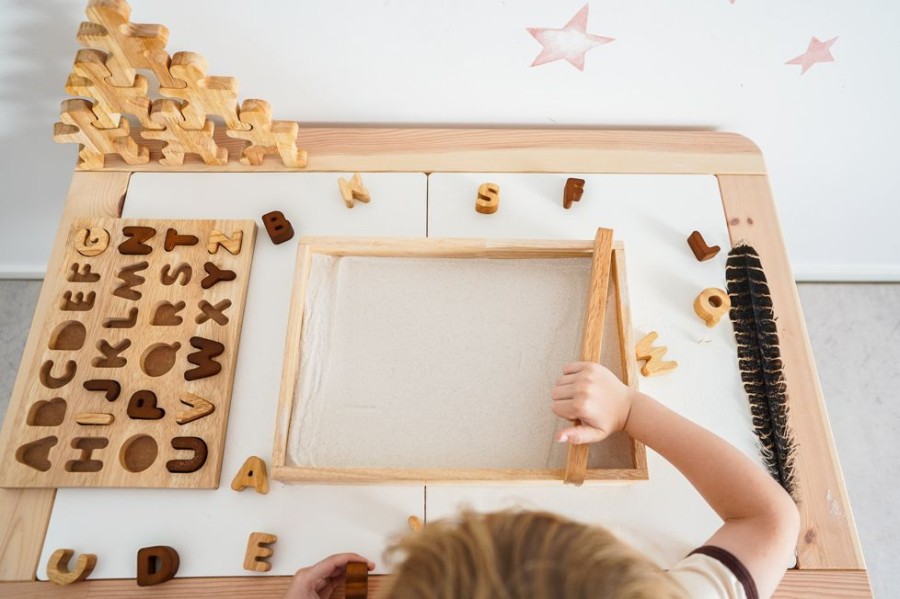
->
<box><xmin>97</xmin><ymin>127</ymin><xmax>766</xmax><ymax>174</ymax></box>
<box><xmin>0</xmin><ymin>569</ymin><xmax>871</xmax><ymax>598</ymax></box>
<box><xmin>0</xmin><ymin>218</ymin><xmax>256</xmax><ymax>489</ymax></box>
<box><xmin>611</xmin><ymin>248</ymin><xmax>648</xmax><ymax>471</ymax></box>
<box><xmin>564</xmin><ymin>228</ymin><xmax>614</xmax><ymax>485</ymax></box>
<box><xmin>274</xmin><ymin>238</ymin><xmax>644</xmax><ymax>484</ymax></box>
<box><xmin>718</xmin><ymin>175</ymin><xmax>865</xmax><ymax>570</ymax></box>
<box><xmin>0</xmin><ymin>172</ymin><xmax>127</xmax><ymax>581</ymax></box>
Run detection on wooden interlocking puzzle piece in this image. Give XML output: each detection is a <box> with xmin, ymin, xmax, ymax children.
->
<box><xmin>53</xmin><ymin>99</ymin><xmax>149</xmax><ymax>169</ymax></box>
<box><xmin>141</xmin><ymin>99</ymin><xmax>228</xmax><ymax>166</ymax></box>
<box><xmin>136</xmin><ymin>545</ymin><xmax>180</xmax><ymax>587</ymax></box>
<box><xmin>74</xmin><ymin>227</ymin><xmax>110</xmax><ymax>257</ymax></box>
<box><xmin>92</xmin><ymin>339</ymin><xmax>131</xmax><ymax>368</ymax></box>
<box><xmin>687</xmin><ymin>230</ymin><xmax>720</xmax><ymax>262</ymax></box>
<box><xmin>83</xmin><ymin>379</ymin><xmax>120</xmax><ymax>401</ymax></box>
<box><xmin>60</xmin><ymin>290</ymin><xmax>96</xmax><ymax>311</ymax></box>
<box><xmin>151</xmin><ymin>300</ymin><xmax>185</xmax><ymax>326</ymax></box>
<box><xmin>563</xmin><ymin>177</ymin><xmax>585</xmax><ymax>209</ymax></box>
<box><xmin>475</xmin><ymin>183</ymin><xmax>500</xmax><ymax>214</ymax></box>
<box><xmin>176</xmin><ymin>393</ymin><xmax>215</xmax><ymax>425</ymax></box>
<box><xmin>15</xmin><ymin>436</ymin><xmax>58</xmax><ymax>471</ymax></box>
<box><xmin>103</xmin><ymin>306</ymin><xmax>137</xmax><ymax>328</ymax></box>
<box><xmin>201</xmin><ymin>262</ymin><xmax>236</xmax><ymax>289</ymax></box>
<box><xmin>196</xmin><ymin>299</ymin><xmax>231</xmax><ymax>325</ymax></box>
<box><xmin>345</xmin><ymin>562</ymin><xmax>369</xmax><ymax>599</ymax></box>
<box><xmin>76</xmin><ymin>0</ymin><xmax>181</xmax><ymax>88</ymax></box>
<box><xmin>185</xmin><ymin>336</ymin><xmax>224</xmax><ymax>381</ymax></box>
<box><xmin>127</xmin><ymin>390</ymin><xmax>164</xmax><ymax>420</ymax></box>
<box><xmin>68</xmin><ymin>263</ymin><xmax>101</xmax><ymax>283</ymax></box>
<box><xmin>164</xmin><ymin>228</ymin><xmax>199</xmax><ymax>251</ymax></box>
<box><xmin>118</xmin><ymin>226</ymin><xmax>156</xmax><ymax>255</ymax></box>
<box><xmin>160</xmin><ymin>263</ymin><xmax>192</xmax><ymax>285</ymax></box>
<box><xmin>243</xmin><ymin>532</ymin><xmax>277</xmax><ymax>572</ymax></box>
<box><xmin>207</xmin><ymin>230</ymin><xmax>243</xmax><ymax>255</ymax></box>
<box><xmin>75</xmin><ymin>413</ymin><xmax>115</xmax><ymax>426</ymax></box>
<box><xmin>694</xmin><ymin>287</ymin><xmax>731</xmax><ymax>327</ymax></box>
<box><xmin>46</xmin><ymin>548</ymin><xmax>96</xmax><ymax>585</ymax></box>
<box><xmin>65</xmin><ymin>437</ymin><xmax>109</xmax><ymax>472</ymax></box>
<box><xmin>635</xmin><ymin>331</ymin><xmax>678</xmax><ymax>377</ymax></box>
<box><xmin>66</xmin><ymin>49</ymin><xmax>153</xmax><ymax>129</ymax></box>
<box><xmin>261</xmin><ymin>210</ymin><xmax>295</xmax><ymax>244</ymax></box>
<box><xmin>231</xmin><ymin>456</ymin><xmax>269</xmax><ymax>494</ymax></box>
<box><xmin>339</xmin><ymin>174</ymin><xmax>371</xmax><ymax>208</ymax></box>
<box><xmin>166</xmin><ymin>437</ymin><xmax>208</xmax><ymax>473</ymax></box>
<box><xmin>158</xmin><ymin>52</ymin><xmax>246</xmax><ymax>130</ymax></box>
<box><xmin>40</xmin><ymin>360</ymin><xmax>77</xmax><ymax>389</ymax></box>
<box><xmin>113</xmin><ymin>261</ymin><xmax>148</xmax><ymax>300</ymax></box>
<box><xmin>226</xmin><ymin>99</ymin><xmax>307</xmax><ymax>167</ymax></box>
<box><xmin>27</xmin><ymin>398</ymin><xmax>67</xmax><ymax>426</ymax></box>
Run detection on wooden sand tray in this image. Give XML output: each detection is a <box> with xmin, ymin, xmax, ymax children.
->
<box><xmin>272</xmin><ymin>234</ymin><xmax>647</xmax><ymax>484</ymax></box>
<box><xmin>0</xmin><ymin>218</ymin><xmax>256</xmax><ymax>489</ymax></box>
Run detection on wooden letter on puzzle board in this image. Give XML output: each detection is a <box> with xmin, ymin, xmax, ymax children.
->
<box><xmin>0</xmin><ymin>218</ymin><xmax>256</xmax><ymax>489</ymax></box>
<box><xmin>271</xmin><ymin>237</ymin><xmax>647</xmax><ymax>484</ymax></box>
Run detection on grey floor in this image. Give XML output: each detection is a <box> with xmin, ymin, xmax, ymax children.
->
<box><xmin>0</xmin><ymin>280</ymin><xmax>897</xmax><ymax>596</ymax></box>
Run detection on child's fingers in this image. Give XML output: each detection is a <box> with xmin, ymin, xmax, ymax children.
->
<box><xmin>555</xmin><ymin>372</ymin><xmax>580</xmax><ymax>386</ymax></box>
<box><xmin>557</xmin><ymin>424</ymin><xmax>609</xmax><ymax>445</ymax></box>
<box><xmin>550</xmin><ymin>384</ymin><xmax>575</xmax><ymax>401</ymax></box>
<box><xmin>550</xmin><ymin>399</ymin><xmax>577</xmax><ymax>420</ymax></box>
<box><xmin>562</xmin><ymin>362</ymin><xmax>592</xmax><ymax>375</ymax></box>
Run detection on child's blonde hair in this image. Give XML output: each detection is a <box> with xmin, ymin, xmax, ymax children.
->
<box><xmin>382</xmin><ymin>509</ymin><xmax>686</xmax><ymax>599</ymax></box>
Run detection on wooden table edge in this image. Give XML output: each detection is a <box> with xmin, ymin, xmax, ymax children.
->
<box><xmin>0</xmin><ymin>568</ymin><xmax>873</xmax><ymax>598</ymax></box>
<box><xmin>0</xmin><ymin>128</ymin><xmax>866</xmax><ymax>591</ymax></box>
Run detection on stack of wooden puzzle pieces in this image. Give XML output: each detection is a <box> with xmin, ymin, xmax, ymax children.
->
<box><xmin>53</xmin><ymin>0</ymin><xmax>307</xmax><ymax>169</ymax></box>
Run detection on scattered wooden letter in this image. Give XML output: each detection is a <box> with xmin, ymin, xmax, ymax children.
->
<box><xmin>635</xmin><ymin>331</ymin><xmax>678</xmax><ymax>377</ymax></box>
<box><xmin>47</xmin><ymin>548</ymin><xmax>96</xmax><ymax>585</ymax></box>
<box><xmin>563</xmin><ymin>178</ymin><xmax>585</xmax><ymax>209</ymax></box>
<box><xmin>694</xmin><ymin>287</ymin><xmax>731</xmax><ymax>327</ymax></box>
<box><xmin>687</xmin><ymin>230</ymin><xmax>720</xmax><ymax>262</ymax></box>
<box><xmin>338</xmin><ymin>174</ymin><xmax>371</xmax><ymax>208</ymax></box>
<box><xmin>262</xmin><ymin>210</ymin><xmax>294</xmax><ymax>244</ymax></box>
<box><xmin>243</xmin><ymin>532</ymin><xmax>277</xmax><ymax>572</ymax></box>
<box><xmin>475</xmin><ymin>183</ymin><xmax>500</xmax><ymax>214</ymax></box>
<box><xmin>136</xmin><ymin>545</ymin><xmax>180</xmax><ymax>587</ymax></box>
<box><xmin>231</xmin><ymin>456</ymin><xmax>269</xmax><ymax>494</ymax></box>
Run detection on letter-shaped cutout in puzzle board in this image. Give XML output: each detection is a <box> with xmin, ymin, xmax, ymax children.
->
<box><xmin>0</xmin><ymin>218</ymin><xmax>256</xmax><ymax>489</ymax></box>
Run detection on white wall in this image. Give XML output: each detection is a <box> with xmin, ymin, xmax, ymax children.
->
<box><xmin>1</xmin><ymin>0</ymin><xmax>898</xmax><ymax>280</ymax></box>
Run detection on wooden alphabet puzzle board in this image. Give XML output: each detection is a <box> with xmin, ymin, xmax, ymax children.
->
<box><xmin>0</xmin><ymin>218</ymin><xmax>256</xmax><ymax>489</ymax></box>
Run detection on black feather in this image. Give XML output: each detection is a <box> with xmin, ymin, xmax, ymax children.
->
<box><xmin>725</xmin><ymin>244</ymin><xmax>797</xmax><ymax>498</ymax></box>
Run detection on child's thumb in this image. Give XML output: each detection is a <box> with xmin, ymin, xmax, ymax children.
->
<box><xmin>557</xmin><ymin>425</ymin><xmax>607</xmax><ymax>445</ymax></box>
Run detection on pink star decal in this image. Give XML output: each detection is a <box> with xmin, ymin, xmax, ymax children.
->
<box><xmin>527</xmin><ymin>5</ymin><xmax>614</xmax><ymax>71</ymax></box>
<box><xmin>786</xmin><ymin>36</ymin><xmax>838</xmax><ymax>75</ymax></box>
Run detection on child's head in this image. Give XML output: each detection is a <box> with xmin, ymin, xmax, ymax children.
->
<box><xmin>382</xmin><ymin>509</ymin><xmax>686</xmax><ymax>599</ymax></box>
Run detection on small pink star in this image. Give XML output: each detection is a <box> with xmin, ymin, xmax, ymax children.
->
<box><xmin>527</xmin><ymin>5</ymin><xmax>614</xmax><ymax>71</ymax></box>
<box><xmin>786</xmin><ymin>36</ymin><xmax>838</xmax><ymax>75</ymax></box>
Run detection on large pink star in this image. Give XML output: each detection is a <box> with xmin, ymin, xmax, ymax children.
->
<box><xmin>527</xmin><ymin>5</ymin><xmax>614</xmax><ymax>71</ymax></box>
<box><xmin>786</xmin><ymin>36</ymin><xmax>838</xmax><ymax>75</ymax></box>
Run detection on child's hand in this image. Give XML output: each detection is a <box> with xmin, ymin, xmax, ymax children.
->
<box><xmin>285</xmin><ymin>553</ymin><xmax>374</xmax><ymax>599</ymax></box>
<box><xmin>550</xmin><ymin>362</ymin><xmax>634</xmax><ymax>444</ymax></box>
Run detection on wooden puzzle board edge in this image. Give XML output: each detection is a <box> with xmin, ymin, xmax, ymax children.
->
<box><xmin>0</xmin><ymin>128</ymin><xmax>869</xmax><ymax>597</ymax></box>
<box><xmin>0</xmin><ymin>217</ymin><xmax>257</xmax><ymax>489</ymax></box>
<box><xmin>272</xmin><ymin>237</ymin><xmax>647</xmax><ymax>484</ymax></box>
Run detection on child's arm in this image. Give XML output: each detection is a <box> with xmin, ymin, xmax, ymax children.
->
<box><xmin>552</xmin><ymin>362</ymin><xmax>799</xmax><ymax>599</ymax></box>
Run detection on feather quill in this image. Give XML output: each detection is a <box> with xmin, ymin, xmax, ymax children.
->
<box><xmin>725</xmin><ymin>244</ymin><xmax>797</xmax><ymax>498</ymax></box>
